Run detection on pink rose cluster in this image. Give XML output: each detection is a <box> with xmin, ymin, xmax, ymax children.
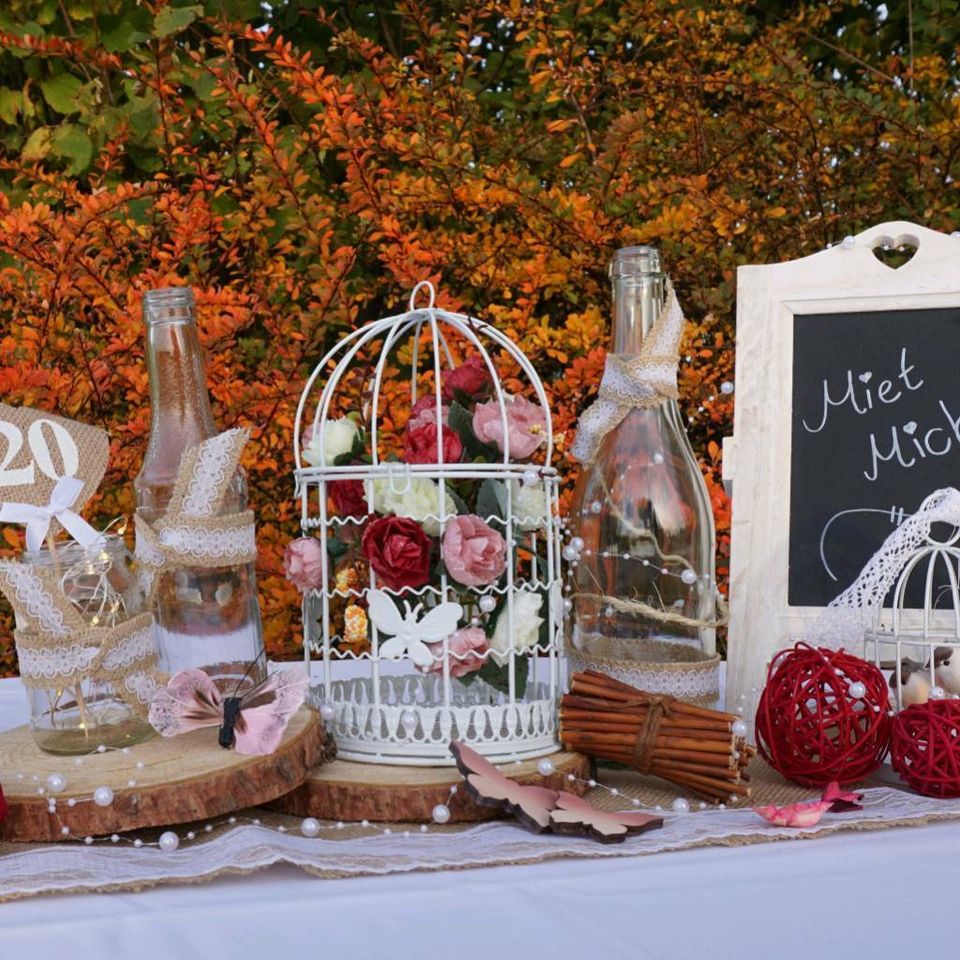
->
<box><xmin>472</xmin><ymin>394</ymin><xmax>547</xmax><ymax>460</ymax></box>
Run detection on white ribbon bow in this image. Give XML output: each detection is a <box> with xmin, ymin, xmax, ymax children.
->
<box><xmin>0</xmin><ymin>475</ymin><xmax>103</xmax><ymax>553</ymax></box>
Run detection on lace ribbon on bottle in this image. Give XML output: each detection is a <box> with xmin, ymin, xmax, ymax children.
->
<box><xmin>812</xmin><ymin>487</ymin><xmax>960</xmax><ymax>650</ymax></box>
<box><xmin>570</xmin><ymin>281</ymin><xmax>684</xmax><ymax>464</ymax></box>
<box><xmin>0</xmin><ymin>562</ymin><xmax>164</xmax><ymax>717</ymax></box>
<box><xmin>134</xmin><ymin>428</ymin><xmax>258</xmax><ymax>601</ymax></box>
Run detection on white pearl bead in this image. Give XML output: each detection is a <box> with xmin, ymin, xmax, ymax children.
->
<box><xmin>680</xmin><ymin>569</ymin><xmax>698</xmax><ymax>585</ymax></box>
<box><xmin>841</xmin><ymin>235</ymin><xmax>856</xmax><ymax>249</ymax></box>
<box><xmin>536</xmin><ymin>758</ymin><xmax>555</xmax><ymax>776</ymax></box>
<box><xmin>653</xmin><ymin>452</ymin><xmax>664</xmax><ymax>464</ymax></box>
<box><xmin>96</xmin><ymin>744</ymin><xmax>106</xmax><ymax>754</ymax></box>
<box><xmin>110</xmin><ymin>834</ymin><xmax>119</xmax><ymax>843</ymax></box>
<box><xmin>61</xmin><ymin>825</ymin><xmax>70</xmax><ymax>836</ymax></box>
<box><xmin>158</xmin><ymin>831</ymin><xmax>179</xmax><ymax>853</ymax></box>
<box><xmin>470</xmin><ymin>617</ymin><xmax>481</xmax><ymax>627</ymax></box>
<box><xmin>93</xmin><ymin>786</ymin><xmax>114</xmax><ymax>807</ymax></box>
<box><xmin>133</xmin><ymin>838</ymin><xmax>142</xmax><ymax>848</ymax></box>
<box><xmin>46</xmin><ymin>773</ymin><xmax>66</xmax><ymax>794</ymax></box>
<box><xmin>301</xmin><ymin>817</ymin><xmax>321</xmax><ymax>838</ymax></box>
<box><xmin>848</xmin><ymin>681</ymin><xmax>867</xmax><ymax>699</ymax></box>
<box><xmin>671</xmin><ymin>797</ymin><xmax>690</xmax><ymax>813</ymax></box>
<box><xmin>570</xmin><ymin>536</ymin><xmax>584</xmax><ymax>552</ymax></box>
<box><xmin>431</xmin><ymin>803</ymin><xmax>451</xmax><ymax>824</ymax></box>
<box><xmin>732</xmin><ymin>719</ymin><xmax>748</xmax><ymax>737</ymax></box>
<box><xmin>590</xmin><ymin>501</ymin><xmax>602</xmax><ymax>514</ymax></box>
<box><xmin>561</xmin><ymin>544</ymin><xmax>579</xmax><ymax>562</ymax></box>
<box><xmin>319</xmin><ymin>703</ymin><xmax>336</xmax><ymax>721</ymax></box>
<box><xmin>720</xmin><ymin>381</ymin><xmax>734</xmax><ymax>395</ymax></box>
<box><xmin>478</xmin><ymin>595</ymin><xmax>497</xmax><ymax>613</ymax></box>
<box><xmin>931</xmin><ymin>686</ymin><xmax>946</xmax><ymax>700</ymax></box>
<box><xmin>84</xmin><ymin>836</ymin><xmax>93</xmax><ymax>846</ymax></box>
<box><xmin>522</xmin><ymin>468</ymin><xmax>538</xmax><ymax>486</ymax></box>
<box><xmin>562</xmin><ymin>598</ymin><xmax>573</xmax><ymax>614</ymax></box>
<box><xmin>400</xmin><ymin>709</ymin><xmax>418</xmax><ymax>732</ymax></box>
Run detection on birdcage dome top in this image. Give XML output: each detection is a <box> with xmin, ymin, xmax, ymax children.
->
<box><xmin>293</xmin><ymin>281</ymin><xmax>555</xmax><ymax>474</ymax></box>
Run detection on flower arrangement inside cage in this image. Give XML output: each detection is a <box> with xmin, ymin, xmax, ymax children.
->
<box><xmin>863</xmin><ymin>506</ymin><xmax>960</xmax><ymax>711</ymax></box>
<box><xmin>290</xmin><ymin>282</ymin><xmax>564</xmax><ymax>765</ymax></box>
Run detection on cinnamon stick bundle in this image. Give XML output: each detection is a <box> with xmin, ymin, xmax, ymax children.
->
<box><xmin>560</xmin><ymin>670</ymin><xmax>755</xmax><ymax>804</ymax></box>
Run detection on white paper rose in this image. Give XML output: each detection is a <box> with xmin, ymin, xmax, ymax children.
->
<box><xmin>489</xmin><ymin>591</ymin><xmax>544</xmax><ymax>666</ymax></box>
<box><xmin>303</xmin><ymin>417</ymin><xmax>359</xmax><ymax>466</ymax></box>
<box><xmin>366</xmin><ymin>476</ymin><xmax>446</xmax><ymax>536</ymax></box>
<box><xmin>509</xmin><ymin>479</ymin><xmax>550</xmax><ymax>531</ymax></box>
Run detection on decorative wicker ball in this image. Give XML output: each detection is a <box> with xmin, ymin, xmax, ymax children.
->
<box><xmin>755</xmin><ymin>642</ymin><xmax>891</xmax><ymax>786</ymax></box>
<box><xmin>891</xmin><ymin>700</ymin><xmax>960</xmax><ymax>798</ymax></box>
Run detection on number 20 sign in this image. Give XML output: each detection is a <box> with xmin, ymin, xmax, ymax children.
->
<box><xmin>0</xmin><ymin>404</ymin><xmax>109</xmax><ymax>528</ymax></box>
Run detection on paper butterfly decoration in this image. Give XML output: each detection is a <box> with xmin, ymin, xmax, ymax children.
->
<box><xmin>367</xmin><ymin>589</ymin><xmax>463</xmax><ymax>668</ymax></box>
<box><xmin>753</xmin><ymin>781</ymin><xmax>864</xmax><ymax>828</ymax></box>
<box><xmin>548</xmin><ymin>792</ymin><xmax>664</xmax><ymax>844</ymax></box>
<box><xmin>149</xmin><ymin>666</ymin><xmax>308</xmax><ymax>756</ymax></box>
<box><xmin>450</xmin><ymin>741</ymin><xmax>665</xmax><ymax>844</ymax></box>
<box><xmin>450</xmin><ymin>740</ymin><xmax>560</xmax><ymax>831</ymax></box>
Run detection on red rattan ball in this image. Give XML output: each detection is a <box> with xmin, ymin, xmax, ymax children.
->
<box><xmin>755</xmin><ymin>642</ymin><xmax>891</xmax><ymax>786</ymax></box>
<box><xmin>891</xmin><ymin>700</ymin><xmax>960</xmax><ymax>798</ymax></box>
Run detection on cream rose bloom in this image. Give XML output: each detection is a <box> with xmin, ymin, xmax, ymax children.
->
<box><xmin>509</xmin><ymin>479</ymin><xmax>550</xmax><ymax>531</ymax></box>
<box><xmin>366</xmin><ymin>476</ymin><xmax>446</xmax><ymax>536</ymax></box>
<box><xmin>303</xmin><ymin>417</ymin><xmax>359</xmax><ymax>466</ymax></box>
<box><xmin>489</xmin><ymin>591</ymin><xmax>544</xmax><ymax>666</ymax></box>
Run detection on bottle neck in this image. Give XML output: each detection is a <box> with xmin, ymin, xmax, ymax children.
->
<box><xmin>611</xmin><ymin>271</ymin><xmax>664</xmax><ymax>356</ymax></box>
<box><xmin>141</xmin><ymin>316</ymin><xmax>217</xmax><ymax>483</ymax></box>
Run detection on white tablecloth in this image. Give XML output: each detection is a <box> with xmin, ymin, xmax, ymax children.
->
<box><xmin>0</xmin><ymin>676</ymin><xmax>955</xmax><ymax>959</ymax></box>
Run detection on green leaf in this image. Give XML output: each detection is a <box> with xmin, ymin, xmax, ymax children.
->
<box><xmin>0</xmin><ymin>87</ymin><xmax>22</xmax><ymax>125</ymax></box>
<box><xmin>153</xmin><ymin>4</ymin><xmax>202</xmax><ymax>38</ymax></box>
<box><xmin>51</xmin><ymin>124</ymin><xmax>92</xmax><ymax>174</ymax></box>
<box><xmin>99</xmin><ymin>10</ymin><xmax>152</xmax><ymax>52</ymax></box>
<box><xmin>41</xmin><ymin>74</ymin><xmax>84</xmax><ymax>115</ymax></box>
<box><xmin>325</xmin><ymin>535</ymin><xmax>348</xmax><ymax>561</ymax></box>
<box><xmin>444</xmin><ymin>483</ymin><xmax>471</xmax><ymax>516</ymax></box>
<box><xmin>477</xmin><ymin>656</ymin><xmax>528</xmax><ymax>699</ymax></box>
<box><xmin>475</xmin><ymin>478</ymin><xmax>506</xmax><ymax>526</ymax></box>
<box><xmin>21</xmin><ymin>126</ymin><xmax>52</xmax><ymax>163</ymax></box>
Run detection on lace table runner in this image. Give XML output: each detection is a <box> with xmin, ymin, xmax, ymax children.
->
<box><xmin>2</xmin><ymin>762</ymin><xmax>958</xmax><ymax>901</ymax></box>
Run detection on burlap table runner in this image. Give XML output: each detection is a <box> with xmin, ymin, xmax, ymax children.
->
<box><xmin>2</xmin><ymin>759</ymin><xmax>958</xmax><ymax>901</ymax></box>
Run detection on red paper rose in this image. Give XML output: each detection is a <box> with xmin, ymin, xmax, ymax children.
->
<box><xmin>443</xmin><ymin>355</ymin><xmax>492</xmax><ymax>402</ymax></box>
<box><xmin>361</xmin><ymin>514</ymin><xmax>433</xmax><ymax>591</ymax></box>
<box><xmin>403</xmin><ymin>420</ymin><xmax>463</xmax><ymax>465</ymax></box>
<box><xmin>330</xmin><ymin>479</ymin><xmax>368</xmax><ymax>519</ymax></box>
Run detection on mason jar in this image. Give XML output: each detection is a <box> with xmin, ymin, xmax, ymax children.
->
<box><xmin>20</xmin><ymin>534</ymin><xmax>156</xmax><ymax>754</ymax></box>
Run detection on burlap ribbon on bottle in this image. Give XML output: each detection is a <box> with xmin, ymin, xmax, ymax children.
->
<box><xmin>0</xmin><ymin>562</ymin><xmax>163</xmax><ymax>718</ymax></box>
<box><xmin>570</xmin><ymin>282</ymin><xmax>685</xmax><ymax>464</ymax></box>
<box><xmin>134</xmin><ymin>428</ymin><xmax>258</xmax><ymax>603</ymax></box>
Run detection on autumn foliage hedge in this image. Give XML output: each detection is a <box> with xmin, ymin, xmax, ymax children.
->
<box><xmin>0</xmin><ymin>0</ymin><xmax>956</xmax><ymax>673</ymax></box>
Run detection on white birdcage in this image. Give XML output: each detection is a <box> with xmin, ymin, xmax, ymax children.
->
<box><xmin>863</xmin><ymin>495</ymin><xmax>960</xmax><ymax>712</ymax></box>
<box><xmin>293</xmin><ymin>282</ymin><xmax>564</xmax><ymax>765</ymax></box>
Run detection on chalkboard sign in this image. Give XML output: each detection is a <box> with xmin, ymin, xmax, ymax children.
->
<box><xmin>789</xmin><ymin>307</ymin><xmax>960</xmax><ymax>606</ymax></box>
<box><xmin>726</xmin><ymin>221</ymin><xmax>960</xmax><ymax>712</ymax></box>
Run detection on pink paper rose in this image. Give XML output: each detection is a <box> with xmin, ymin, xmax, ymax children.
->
<box><xmin>284</xmin><ymin>537</ymin><xmax>325</xmax><ymax>592</ymax></box>
<box><xmin>442</xmin><ymin>515</ymin><xmax>507</xmax><ymax>587</ymax></box>
<box><xmin>472</xmin><ymin>394</ymin><xmax>546</xmax><ymax>460</ymax></box>
<box><xmin>423</xmin><ymin>627</ymin><xmax>488</xmax><ymax>678</ymax></box>
<box><xmin>408</xmin><ymin>395</ymin><xmax>450</xmax><ymax>432</ymax></box>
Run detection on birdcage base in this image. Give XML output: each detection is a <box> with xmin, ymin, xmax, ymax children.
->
<box><xmin>312</xmin><ymin>674</ymin><xmax>560</xmax><ymax>766</ymax></box>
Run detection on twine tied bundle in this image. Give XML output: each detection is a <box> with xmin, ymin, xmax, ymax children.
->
<box><xmin>560</xmin><ymin>670</ymin><xmax>754</xmax><ymax>803</ymax></box>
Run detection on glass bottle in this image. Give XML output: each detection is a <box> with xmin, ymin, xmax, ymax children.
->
<box><xmin>570</xmin><ymin>247</ymin><xmax>716</xmax><ymax>657</ymax></box>
<box><xmin>23</xmin><ymin>535</ymin><xmax>155</xmax><ymax>754</ymax></box>
<box><xmin>134</xmin><ymin>287</ymin><xmax>265</xmax><ymax>693</ymax></box>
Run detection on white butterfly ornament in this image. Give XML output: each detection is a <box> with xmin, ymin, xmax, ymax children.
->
<box><xmin>367</xmin><ymin>589</ymin><xmax>463</xmax><ymax>668</ymax></box>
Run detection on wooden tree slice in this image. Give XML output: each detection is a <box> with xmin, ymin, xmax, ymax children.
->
<box><xmin>0</xmin><ymin>707</ymin><xmax>334</xmax><ymax>842</ymax></box>
<box><xmin>272</xmin><ymin>750</ymin><xmax>591</xmax><ymax>823</ymax></box>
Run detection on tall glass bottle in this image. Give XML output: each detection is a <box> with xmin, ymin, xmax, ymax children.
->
<box><xmin>570</xmin><ymin>247</ymin><xmax>716</xmax><ymax>657</ymax></box>
<box><xmin>134</xmin><ymin>287</ymin><xmax>266</xmax><ymax>692</ymax></box>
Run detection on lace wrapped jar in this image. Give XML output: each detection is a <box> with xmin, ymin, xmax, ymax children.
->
<box><xmin>18</xmin><ymin>534</ymin><xmax>156</xmax><ymax>754</ymax></box>
<box><xmin>293</xmin><ymin>281</ymin><xmax>564</xmax><ymax>765</ymax></box>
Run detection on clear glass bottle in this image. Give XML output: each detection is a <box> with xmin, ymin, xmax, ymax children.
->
<box><xmin>570</xmin><ymin>247</ymin><xmax>716</xmax><ymax>657</ymax></box>
<box><xmin>23</xmin><ymin>535</ymin><xmax>155</xmax><ymax>754</ymax></box>
<box><xmin>134</xmin><ymin>287</ymin><xmax>265</xmax><ymax>693</ymax></box>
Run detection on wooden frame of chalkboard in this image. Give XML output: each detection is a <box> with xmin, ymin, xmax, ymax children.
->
<box><xmin>724</xmin><ymin>221</ymin><xmax>960</xmax><ymax>712</ymax></box>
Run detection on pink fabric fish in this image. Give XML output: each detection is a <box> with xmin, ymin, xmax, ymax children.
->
<box><xmin>149</xmin><ymin>667</ymin><xmax>308</xmax><ymax>756</ymax></box>
<box><xmin>754</xmin><ymin>781</ymin><xmax>864</xmax><ymax>827</ymax></box>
